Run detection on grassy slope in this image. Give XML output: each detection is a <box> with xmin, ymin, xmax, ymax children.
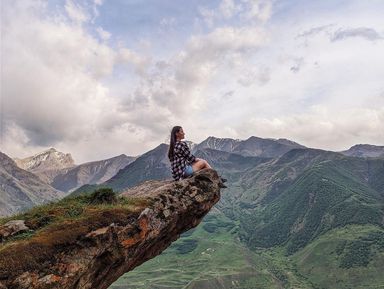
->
<box><xmin>247</xmin><ymin>161</ymin><xmax>383</xmax><ymax>254</ymax></box>
<box><xmin>293</xmin><ymin>225</ymin><xmax>384</xmax><ymax>289</ymax></box>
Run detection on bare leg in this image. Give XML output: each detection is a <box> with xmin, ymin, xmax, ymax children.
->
<box><xmin>191</xmin><ymin>159</ymin><xmax>211</xmax><ymax>172</ymax></box>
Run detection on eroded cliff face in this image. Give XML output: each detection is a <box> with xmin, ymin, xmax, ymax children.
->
<box><xmin>0</xmin><ymin>169</ymin><xmax>224</xmax><ymax>289</ymax></box>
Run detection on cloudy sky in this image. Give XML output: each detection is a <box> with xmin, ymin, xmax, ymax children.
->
<box><xmin>1</xmin><ymin>0</ymin><xmax>383</xmax><ymax>163</ymax></box>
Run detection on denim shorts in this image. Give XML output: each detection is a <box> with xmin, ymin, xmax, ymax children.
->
<box><xmin>184</xmin><ymin>165</ymin><xmax>194</xmax><ymax>177</ymax></box>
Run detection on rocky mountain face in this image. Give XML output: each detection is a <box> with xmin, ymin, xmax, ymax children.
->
<box><xmin>73</xmin><ymin>144</ymin><xmax>171</xmax><ymax>195</ymax></box>
<box><xmin>50</xmin><ymin>154</ymin><xmax>135</xmax><ymax>193</ymax></box>
<box><xmin>0</xmin><ymin>169</ymin><xmax>224</xmax><ymax>289</ymax></box>
<box><xmin>13</xmin><ymin>149</ymin><xmax>135</xmax><ymax>193</ymax></box>
<box><xmin>341</xmin><ymin>144</ymin><xmax>384</xmax><ymax>158</ymax></box>
<box><xmin>0</xmin><ymin>152</ymin><xmax>65</xmax><ymax>217</ymax></box>
<box><xmin>194</xmin><ymin>136</ymin><xmax>241</xmax><ymax>152</ymax></box>
<box><xmin>194</xmin><ymin>136</ymin><xmax>305</xmax><ymax>157</ymax></box>
<box><xmin>13</xmin><ymin>148</ymin><xmax>76</xmax><ymax>183</ymax></box>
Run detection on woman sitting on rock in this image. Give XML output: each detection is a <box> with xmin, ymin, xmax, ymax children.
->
<box><xmin>168</xmin><ymin>126</ymin><xmax>212</xmax><ymax>181</ymax></box>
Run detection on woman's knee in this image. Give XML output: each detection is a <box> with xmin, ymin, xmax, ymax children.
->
<box><xmin>199</xmin><ymin>159</ymin><xmax>210</xmax><ymax>169</ymax></box>
<box><xmin>204</xmin><ymin>159</ymin><xmax>212</xmax><ymax>168</ymax></box>
<box><xmin>192</xmin><ymin>159</ymin><xmax>211</xmax><ymax>171</ymax></box>
<box><xmin>192</xmin><ymin>160</ymin><xmax>203</xmax><ymax>170</ymax></box>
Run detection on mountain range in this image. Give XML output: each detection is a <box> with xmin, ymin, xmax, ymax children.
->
<box><xmin>1</xmin><ymin>137</ymin><xmax>383</xmax><ymax>217</ymax></box>
<box><xmin>1</xmin><ymin>136</ymin><xmax>384</xmax><ymax>288</ymax></box>
<box><xmin>0</xmin><ymin>149</ymin><xmax>136</xmax><ymax>216</ymax></box>
<box><xmin>12</xmin><ymin>148</ymin><xmax>136</xmax><ymax>193</ymax></box>
<box><xmin>194</xmin><ymin>136</ymin><xmax>305</xmax><ymax>157</ymax></box>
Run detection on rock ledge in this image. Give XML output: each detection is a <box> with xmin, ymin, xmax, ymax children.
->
<box><xmin>0</xmin><ymin>169</ymin><xmax>223</xmax><ymax>289</ymax></box>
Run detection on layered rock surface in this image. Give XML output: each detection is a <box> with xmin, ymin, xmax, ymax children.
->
<box><xmin>13</xmin><ymin>148</ymin><xmax>76</xmax><ymax>183</ymax></box>
<box><xmin>0</xmin><ymin>151</ymin><xmax>65</xmax><ymax>217</ymax></box>
<box><xmin>51</xmin><ymin>154</ymin><xmax>135</xmax><ymax>193</ymax></box>
<box><xmin>0</xmin><ymin>169</ymin><xmax>224</xmax><ymax>289</ymax></box>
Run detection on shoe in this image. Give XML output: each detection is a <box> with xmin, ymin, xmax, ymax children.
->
<box><xmin>219</xmin><ymin>182</ymin><xmax>227</xmax><ymax>188</ymax></box>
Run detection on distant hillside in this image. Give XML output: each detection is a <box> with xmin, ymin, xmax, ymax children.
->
<box><xmin>0</xmin><ymin>151</ymin><xmax>65</xmax><ymax>217</ymax></box>
<box><xmin>249</xmin><ymin>159</ymin><xmax>384</xmax><ymax>253</ymax></box>
<box><xmin>50</xmin><ymin>154</ymin><xmax>135</xmax><ymax>192</ymax></box>
<box><xmin>209</xmin><ymin>148</ymin><xmax>384</xmax><ymax>252</ymax></box>
<box><xmin>73</xmin><ymin>144</ymin><xmax>171</xmax><ymax>195</ymax></box>
<box><xmin>341</xmin><ymin>144</ymin><xmax>384</xmax><ymax>158</ymax></box>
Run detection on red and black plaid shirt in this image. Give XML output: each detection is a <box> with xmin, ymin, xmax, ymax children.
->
<box><xmin>170</xmin><ymin>141</ymin><xmax>196</xmax><ymax>181</ymax></box>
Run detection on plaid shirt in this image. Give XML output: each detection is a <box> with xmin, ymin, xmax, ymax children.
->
<box><xmin>170</xmin><ymin>141</ymin><xmax>196</xmax><ymax>181</ymax></box>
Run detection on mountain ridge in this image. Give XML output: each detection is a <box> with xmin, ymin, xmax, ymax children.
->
<box><xmin>0</xmin><ymin>151</ymin><xmax>65</xmax><ymax>217</ymax></box>
<box><xmin>50</xmin><ymin>154</ymin><xmax>136</xmax><ymax>193</ymax></box>
<box><xmin>341</xmin><ymin>144</ymin><xmax>384</xmax><ymax>158</ymax></box>
<box><xmin>194</xmin><ymin>135</ymin><xmax>306</xmax><ymax>158</ymax></box>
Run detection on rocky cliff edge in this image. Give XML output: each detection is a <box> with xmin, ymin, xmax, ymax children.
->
<box><xmin>0</xmin><ymin>169</ymin><xmax>225</xmax><ymax>289</ymax></box>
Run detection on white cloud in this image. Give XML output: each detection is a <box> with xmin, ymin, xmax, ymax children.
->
<box><xmin>188</xmin><ymin>2</ymin><xmax>384</xmax><ymax>148</ymax></box>
<box><xmin>65</xmin><ymin>0</ymin><xmax>90</xmax><ymax>24</ymax></box>
<box><xmin>0</xmin><ymin>0</ymin><xmax>159</xmax><ymax>162</ymax></box>
<box><xmin>96</xmin><ymin>26</ymin><xmax>111</xmax><ymax>41</ymax></box>
<box><xmin>117</xmin><ymin>48</ymin><xmax>152</xmax><ymax>76</ymax></box>
<box><xmin>219</xmin><ymin>0</ymin><xmax>241</xmax><ymax>19</ymax></box>
<box><xmin>1</xmin><ymin>0</ymin><xmax>383</xmax><ymax>163</ymax></box>
<box><xmin>199</xmin><ymin>0</ymin><xmax>273</xmax><ymax>27</ymax></box>
<box><xmin>198</xmin><ymin>6</ymin><xmax>216</xmax><ymax>28</ymax></box>
<box><xmin>235</xmin><ymin>106</ymin><xmax>384</xmax><ymax>150</ymax></box>
<box><xmin>237</xmin><ymin>66</ymin><xmax>270</xmax><ymax>86</ymax></box>
<box><xmin>242</xmin><ymin>0</ymin><xmax>273</xmax><ymax>22</ymax></box>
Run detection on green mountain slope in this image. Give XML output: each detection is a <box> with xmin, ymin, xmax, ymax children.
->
<box><xmin>293</xmin><ymin>225</ymin><xmax>384</xmax><ymax>289</ymax></box>
<box><xmin>249</xmin><ymin>162</ymin><xmax>383</xmax><ymax>254</ymax></box>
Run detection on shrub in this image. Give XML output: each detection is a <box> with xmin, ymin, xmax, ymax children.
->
<box><xmin>173</xmin><ymin>239</ymin><xmax>198</xmax><ymax>254</ymax></box>
<box><xmin>203</xmin><ymin>223</ymin><xmax>218</xmax><ymax>233</ymax></box>
<box><xmin>88</xmin><ymin>188</ymin><xmax>117</xmax><ymax>205</ymax></box>
<box><xmin>339</xmin><ymin>241</ymin><xmax>371</xmax><ymax>268</ymax></box>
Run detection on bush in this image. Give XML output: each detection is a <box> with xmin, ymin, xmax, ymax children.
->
<box><xmin>203</xmin><ymin>223</ymin><xmax>218</xmax><ymax>233</ymax></box>
<box><xmin>173</xmin><ymin>239</ymin><xmax>198</xmax><ymax>254</ymax></box>
<box><xmin>89</xmin><ymin>188</ymin><xmax>117</xmax><ymax>205</ymax></box>
<box><xmin>339</xmin><ymin>241</ymin><xmax>371</xmax><ymax>268</ymax></box>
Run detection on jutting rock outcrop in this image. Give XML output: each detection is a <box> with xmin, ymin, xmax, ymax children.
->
<box><xmin>0</xmin><ymin>169</ymin><xmax>225</xmax><ymax>289</ymax></box>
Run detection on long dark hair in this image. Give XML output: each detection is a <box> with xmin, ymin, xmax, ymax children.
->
<box><xmin>168</xmin><ymin>126</ymin><xmax>182</xmax><ymax>161</ymax></box>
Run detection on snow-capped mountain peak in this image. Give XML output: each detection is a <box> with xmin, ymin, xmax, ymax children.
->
<box><xmin>13</xmin><ymin>148</ymin><xmax>75</xmax><ymax>172</ymax></box>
